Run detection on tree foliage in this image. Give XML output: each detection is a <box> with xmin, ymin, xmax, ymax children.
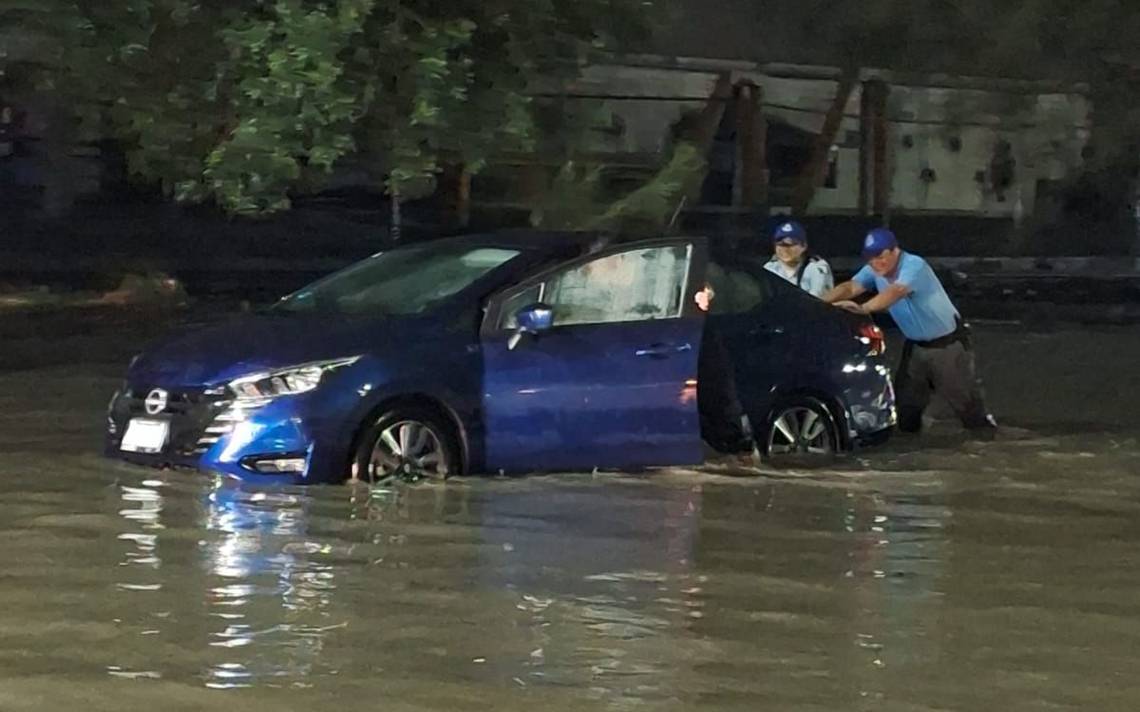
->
<box><xmin>0</xmin><ymin>0</ymin><xmax>655</xmax><ymax>214</ymax></box>
<box><xmin>529</xmin><ymin>141</ymin><xmax>707</xmax><ymax>234</ymax></box>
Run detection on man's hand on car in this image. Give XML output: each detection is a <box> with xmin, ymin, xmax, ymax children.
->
<box><xmin>834</xmin><ymin>300</ymin><xmax>864</xmax><ymax>314</ymax></box>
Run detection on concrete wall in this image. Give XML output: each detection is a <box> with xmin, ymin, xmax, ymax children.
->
<box><xmin>571</xmin><ymin>62</ymin><xmax>1091</xmax><ymax>219</ymax></box>
<box><xmin>882</xmin><ymin>86</ymin><xmax>1090</xmax><ymax>218</ymax></box>
<box><xmin>568</xmin><ymin>65</ymin><xmax>719</xmax><ymax>155</ymax></box>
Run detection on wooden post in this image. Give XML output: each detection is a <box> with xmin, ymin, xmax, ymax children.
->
<box><xmin>859</xmin><ymin>78</ymin><xmax>891</xmax><ymax>218</ymax></box>
<box><xmin>858</xmin><ymin>83</ymin><xmax>871</xmax><ymax>216</ymax></box>
<box><xmin>735</xmin><ymin>80</ymin><xmax>768</xmax><ymax>210</ymax></box>
<box><xmin>690</xmin><ymin>72</ymin><xmax>734</xmax><ymax>156</ymax></box>
<box><xmin>870</xmin><ymin>80</ymin><xmax>892</xmax><ymax>219</ymax></box>
<box><xmin>792</xmin><ymin>69</ymin><xmax>858</xmax><ymax>216</ymax></box>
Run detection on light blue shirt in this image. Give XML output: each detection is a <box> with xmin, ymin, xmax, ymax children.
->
<box><xmin>764</xmin><ymin>256</ymin><xmax>834</xmax><ymax>298</ymax></box>
<box><xmin>854</xmin><ymin>252</ymin><xmax>959</xmax><ymax>341</ymax></box>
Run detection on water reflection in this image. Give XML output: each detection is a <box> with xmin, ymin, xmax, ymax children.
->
<box><xmin>112</xmin><ymin>476</ymin><xmax>344</xmax><ymax>688</ymax></box>
<box><xmin>112</xmin><ymin>478</ymin><xmax>168</xmax><ymax>680</ymax></box>
<box><xmin>106</xmin><ymin>470</ymin><xmax>965</xmax><ymax>701</ymax></box>
<box><xmin>201</xmin><ymin>481</ymin><xmax>338</xmax><ymax>688</ymax></box>
<box><xmin>19</xmin><ymin>331</ymin><xmax>1132</xmax><ymax>705</ymax></box>
<box><xmin>117</xmin><ymin>479</ymin><xmax>165</xmax><ymax>580</ymax></box>
<box><xmin>471</xmin><ymin>480</ymin><xmax>705</xmax><ymax>701</ymax></box>
<box><xmin>842</xmin><ymin>492</ymin><xmax>952</xmax><ymax>704</ymax></box>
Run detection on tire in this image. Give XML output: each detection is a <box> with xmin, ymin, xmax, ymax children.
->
<box><xmin>763</xmin><ymin>397</ymin><xmax>840</xmax><ymax>466</ymax></box>
<box><xmin>352</xmin><ymin>405</ymin><xmax>461</xmax><ymax>483</ymax></box>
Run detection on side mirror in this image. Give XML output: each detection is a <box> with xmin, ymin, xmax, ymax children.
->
<box><xmin>508</xmin><ymin>303</ymin><xmax>553</xmax><ymax>350</ymax></box>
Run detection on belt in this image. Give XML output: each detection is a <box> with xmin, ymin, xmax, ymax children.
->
<box><xmin>910</xmin><ymin>318</ymin><xmax>969</xmax><ymax>349</ymax></box>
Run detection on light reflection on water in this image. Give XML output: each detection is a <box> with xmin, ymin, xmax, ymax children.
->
<box><xmin>7</xmin><ymin>326</ymin><xmax>1140</xmax><ymax>708</ymax></box>
<box><xmin>201</xmin><ymin>483</ymin><xmax>341</xmax><ymax>687</ymax></box>
<box><xmin>0</xmin><ymin>429</ymin><xmax>1137</xmax><ymax>709</ymax></box>
<box><xmin>103</xmin><ymin>468</ymin><xmax>965</xmax><ymax>701</ymax></box>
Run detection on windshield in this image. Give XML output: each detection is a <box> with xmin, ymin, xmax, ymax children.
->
<box><xmin>275</xmin><ymin>244</ymin><xmax>521</xmax><ymax>315</ymax></box>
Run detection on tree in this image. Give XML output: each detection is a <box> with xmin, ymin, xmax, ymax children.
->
<box><xmin>0</xmin><ymin>0</ymin><xmax>656</xmax><ymax>215</ymax></box>
<box><xmin>529</xmin><ymin>141</ymin><xmax>708</xmax><ymax>235</ymax></box>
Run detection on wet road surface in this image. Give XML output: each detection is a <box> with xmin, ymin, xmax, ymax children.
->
<box><xmin>1</xmin><ymin>319</ymin><xmax>1139</xmax><ymax>710</ymax></box>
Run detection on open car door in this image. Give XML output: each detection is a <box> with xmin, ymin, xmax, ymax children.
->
<box><xmin>480</xmin><ymin>239</ymin><xmax>707</xmax><ymax>473</ymax></box>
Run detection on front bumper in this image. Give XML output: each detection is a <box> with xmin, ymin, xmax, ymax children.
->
<box><xmin>105</xmin><ymin>386</ymin><xmax>338</xmax><ymax>484</ymax></box>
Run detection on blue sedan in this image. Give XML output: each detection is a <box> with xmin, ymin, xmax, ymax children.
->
<box><xmin>106</xmin><ymin>232</ymin><xmax>895</xmax><ymax>484</ymax></box>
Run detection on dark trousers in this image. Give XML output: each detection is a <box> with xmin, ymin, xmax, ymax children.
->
<box><xmin>895</xmin><ymin>333</ymin><xmax>994</xmax><ymax>433</ymax></box>
<box><xmin>697</xmin><ymin>328</ymin><xmax>748</xmax><ymax>452</ymax></box>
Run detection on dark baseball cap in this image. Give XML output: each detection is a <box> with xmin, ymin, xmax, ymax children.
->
<box><xmin>861</xmin><ymin>227</ymin><xmax>898</xmax><ymax>258</ymax></box>
<box><xmin>771</xmin><ymin>220</ymin><xmax>807</xmax><ymax>244</ymax></box>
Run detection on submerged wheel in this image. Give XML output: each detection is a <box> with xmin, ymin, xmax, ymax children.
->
<box><xmin>764</xmin><ymin>398</ymin><xmax>839</xmax><ymax>463</ymax></box>
<box><xmin>353</xmin><ymin>406</ymin><xmax>460</xmax><ymax>483</ymax></box>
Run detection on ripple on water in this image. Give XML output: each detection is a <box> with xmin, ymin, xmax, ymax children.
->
<box><xmin>2</xmin><ymin>365</ymin><xmax>1140</xmax><ymax>707</ymax></box>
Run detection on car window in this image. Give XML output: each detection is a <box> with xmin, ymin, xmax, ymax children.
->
<box><xmin>706</xmin><ymin>260</ymin><xmax>774</xmax><ymax>314</ymax></box>
<box><xmin>497</xmin><ymin>244</ymin><xmax>692</xmax><ymax>329</ymax></box>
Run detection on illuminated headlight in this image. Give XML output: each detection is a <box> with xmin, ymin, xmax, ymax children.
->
<box><xmin>228</xmin><ymin>356</ymin><xmax>361</xmax><ymax>401</ymax></box>
<box><xmin>243</xmin><ymin>456</ymin><xmax>307</xmax><ymax>474</ymax></box>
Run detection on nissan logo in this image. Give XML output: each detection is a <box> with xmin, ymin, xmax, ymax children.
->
<box><xmin>144</xmin><ymin>388</ymin><xmax>169</xmax><ymax>415</ymax></box>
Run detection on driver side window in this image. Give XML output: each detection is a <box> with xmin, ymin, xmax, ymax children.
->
<box><xmin>498</xmin><ymin>244</ymin><xmax>693</xmax><ymax>329</ymax></box>
<box><xmin>706</xmin><ymin>260</ymin><xmax>774</xmax><ymax>314</ymax></box>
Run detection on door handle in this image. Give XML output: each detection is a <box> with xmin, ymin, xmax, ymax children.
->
<box><xmin>635</xmin><ymin>342</ymin><xmax>693</xmax><ymax>358</ymax></box>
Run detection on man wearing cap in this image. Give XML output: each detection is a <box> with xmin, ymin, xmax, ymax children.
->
<box><xmin>822</xmin><ymin>228</ymin><xmax>997</xmax><ymax>434</ymax></box>
<box><xmin>763</xmin><ymin>220</ymin><xmax>834</xmax><ymax>298</ymax></box>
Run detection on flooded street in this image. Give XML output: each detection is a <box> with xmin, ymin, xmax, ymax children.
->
<box><xmin>2</xmin><ymin>320</ymin><xmax>1140</xmax><ymax>710</ymax></box>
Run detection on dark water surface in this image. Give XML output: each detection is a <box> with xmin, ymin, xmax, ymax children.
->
<box><xmin>1</xmin><ymin>326</ymin><xmax>1139</xmax><ymax>710</ymax></box>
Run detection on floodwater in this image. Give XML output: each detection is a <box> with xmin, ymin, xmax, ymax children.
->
<box><xmin>2</xmin><ymin>320</ymin><xmax>1140</xmax><ymax>710</ymax></box>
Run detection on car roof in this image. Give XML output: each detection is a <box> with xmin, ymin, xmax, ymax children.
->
<box><xmin>426</xmin><ymin>229</ymin><xmax>598</xmax><ymax>254</ymax></box>
<box><xmin>421</xmin><ymin>229</ymin><xmax>702</xmax><ymax>257</ymax></box>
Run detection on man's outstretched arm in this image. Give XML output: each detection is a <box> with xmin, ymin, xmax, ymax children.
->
<box><xmin>821</xmin><ymin>280</ymin><xmax>867</xmax><ymax>304</ymax></box>
<box><xmin>848</xmin><ymin>283</ymin><xmax>911</xmax><ymax>314</ymax></box>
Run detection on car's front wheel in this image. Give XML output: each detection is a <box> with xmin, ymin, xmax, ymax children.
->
<box><xmin>764</xmin><ymin>397</ymin><xmax>839</xmax><ymax>464</ymax></box>
<box><xmin>353</xmin><ymin>406</ymin><xmax>460</xmax><ymax>483</ymax></box>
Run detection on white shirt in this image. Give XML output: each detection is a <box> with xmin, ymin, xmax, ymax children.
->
<box><xmin>763</xmin><ymin>255</ymin><xmax>834</xmax><ymax>298</ymax></box>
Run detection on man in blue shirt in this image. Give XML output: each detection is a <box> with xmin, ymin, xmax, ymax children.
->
<box><xmin>823</xmin><ymin>228</ymin><xmax>996</xmax><ymax>434</ymax></box>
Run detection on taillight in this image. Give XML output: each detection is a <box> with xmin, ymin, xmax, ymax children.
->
<box><xmin>857</xmin><ymin>322</ymin><xmax>886</xmax><ymax>356</ymax></box>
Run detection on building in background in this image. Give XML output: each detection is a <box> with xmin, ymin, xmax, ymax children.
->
<box><xmin>476</xmin><ymin>56</ymin><xmax>1090</xmax><ymax>226</ymax></box>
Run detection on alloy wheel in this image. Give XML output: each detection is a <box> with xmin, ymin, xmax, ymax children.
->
<box><xmin>367</xmin><ymin>420</ymin><xmax>450</xmax><ymax>481</ymax></box>
<box><xmin>767</xmin><ymin>406</ymin><xmax>835</xmax><ymax>456</ymax></box>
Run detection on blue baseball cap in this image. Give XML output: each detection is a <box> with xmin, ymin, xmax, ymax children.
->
<box><xmin>771</xmin><ymin>220</ymin><xmax>807</xmax><ymax>244</ymax></box>
<box><xmin>861</xmin><ymin>227</ymin><xmax>898</xmax><ymax>259</ymax></box>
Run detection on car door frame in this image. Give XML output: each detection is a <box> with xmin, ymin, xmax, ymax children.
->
<box><xmin>477</xmin><ymin>236</ymin><xmax>712</xmax><ymax>472</ymax></box>
<box><xmin>481</xmin><ymin>236</ymin><xmax>711</xmax><ymax>336</ymax></box>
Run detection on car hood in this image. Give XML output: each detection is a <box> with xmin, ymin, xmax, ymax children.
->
<box><xmin>127</xmin><ymin>312</ymin><xmax>436</xmax><ymax>387</ymax></box>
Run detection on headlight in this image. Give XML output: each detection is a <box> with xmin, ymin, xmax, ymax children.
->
<box><xmin>228</xmin><ymin>356</ymin><xmax>361</xmax><ymax>400</ymax></box>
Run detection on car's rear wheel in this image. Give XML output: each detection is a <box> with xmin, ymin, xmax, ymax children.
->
<box><xmin>353</xmin><ymin>406</ymin><xmax>460</xmax><ymax>483</ymax></box>
<box><xmin>764</xmin><ymin>398</ymin><xmax>839</xmax><ymax>464</ymax></box>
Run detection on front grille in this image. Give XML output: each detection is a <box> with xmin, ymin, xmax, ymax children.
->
<box><xmin>116</xmin><ymin>387</ymin><xmax>234</xmax><ymax>457</ymax></box>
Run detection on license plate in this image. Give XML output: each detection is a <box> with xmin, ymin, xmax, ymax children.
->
<box><xmin>120</xmin><ymin>418</ymin><xmax>170</xmax><ymax>454</ymax></box>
